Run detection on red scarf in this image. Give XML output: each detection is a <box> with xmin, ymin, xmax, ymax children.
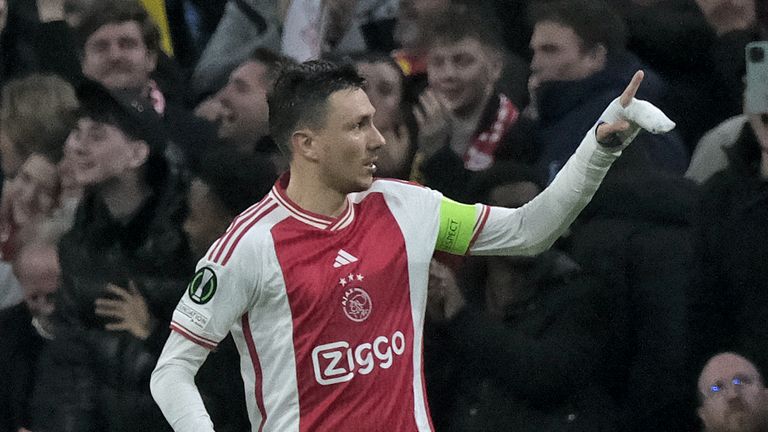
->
<box><xmin>148</xmin><ymin>79</ymin><xmax>166</xmax><ymax>115</ymax></box>
<box><xmin>463</xmin><ymin>94</ymin><xmax>519</xmax><ymax>171</ymax></box>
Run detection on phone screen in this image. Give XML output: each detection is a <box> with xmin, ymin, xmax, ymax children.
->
<box><xmin>745</xmin><ymin>41</ymin><xmax>768</xmax><ymax>114</ymax></box>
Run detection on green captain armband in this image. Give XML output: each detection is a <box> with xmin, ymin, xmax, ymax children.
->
<box><xmin>435</xmin><ymin>197</ymin><xmax>478</xmax><ymax>255</ymax></box>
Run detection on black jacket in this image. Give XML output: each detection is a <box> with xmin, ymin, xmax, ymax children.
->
<box><xmin>691</xmin><ymin>123</ymin><xmax>768</xmax><ymax>375</ymax></box>
<box><xmin>0</xmin><ymin>304</ymin><xmax>48</xmax><ymax>432</ymax></box>
<box><xmin>425</xmin><ymin>251</ymin><xmax>618</xmax><ymax>432</ymax></box>
<box><xmin>567</xmin><ymin>147</ymin><xmax>700</xmax><ymax>431</ymax></box>
<box><xmin>534</xmin><ymin>52</ymin><xmax>689</xmax><ymax>182</ymax></box>
<box><xmin>32</xmin><ymin>170</ymin><xmax>193</xmax><ymax>432</ymax></box>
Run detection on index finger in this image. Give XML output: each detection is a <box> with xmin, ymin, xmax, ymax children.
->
<box><xmin>620</xmin><ymin>70</ymin><xmax>644</xmax><ymax>107</ymax></box>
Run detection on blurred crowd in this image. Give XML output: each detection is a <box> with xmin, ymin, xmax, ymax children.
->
<box><xmin>0</xmin><ymin>0</ymin><xmax>767</xmax><ymax>431</ymax></box>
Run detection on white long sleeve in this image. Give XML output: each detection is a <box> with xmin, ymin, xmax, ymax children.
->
<box><xmin>151</xmin><ymin>332</ymin><xmax>217</xmax><ymax>432</ymax></box>
<box><xmin>471</xmin><ymin>95</ymin><xmax>675</xmax><ymax>257</ymax></box>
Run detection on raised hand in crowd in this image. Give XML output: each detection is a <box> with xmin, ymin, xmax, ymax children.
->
<box><xmin>426</xmin><ymin>259</ymin><xmax>465</xmax><ymax>323</ymax></box>
<box><xmin>523</xmin><ymin>74</ymin><xmax>540</xmax><ymax>121</ymax></box>
<box><xmin>94</xmin><ymin>281</ymin><xmax>153</xmax><ymax>340</ymax></box>
<box><xmin>413</xmin><ymin>89</ymin><xmax>450</xmax><ymax>159</ymax></box>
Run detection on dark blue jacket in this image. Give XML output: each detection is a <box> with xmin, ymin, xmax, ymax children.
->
<box><xmin>535</xmin><ymin>52</ymin><xmax>689</xmax><ymax>183</ymax></box>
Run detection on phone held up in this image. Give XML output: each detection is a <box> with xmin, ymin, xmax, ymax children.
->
<box><xmin>746</xmin><ymin>41</ymin><xmax>768</xmax><ymax>115</ymax></box>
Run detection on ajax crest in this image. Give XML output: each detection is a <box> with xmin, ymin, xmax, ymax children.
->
<box><xmin>340</xmin><ymin>273</ymin><xmax>371</xmax><ymax>322</ymax></box>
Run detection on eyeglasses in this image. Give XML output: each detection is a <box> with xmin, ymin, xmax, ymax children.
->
<box><xmin>707</xmin><ymin>375</ymin><xmax>759</xmax><ymax>398</ymax></box>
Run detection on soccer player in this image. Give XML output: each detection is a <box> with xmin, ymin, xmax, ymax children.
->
<box><xmin>151</xmin><ymin>61</ymin><xmax>674</xmax><ymax>431</ymax></box>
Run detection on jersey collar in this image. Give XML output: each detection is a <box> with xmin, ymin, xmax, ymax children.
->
<box><xmin>270</xmin><ymin>172</ymin><xmax>355</xmax><ymax>231</ymax></box>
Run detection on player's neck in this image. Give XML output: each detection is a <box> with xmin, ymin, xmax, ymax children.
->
<box><xmin>285</xmin><ymin>170</ymin><xmax>348</xmax><ymax>218</ymax></box>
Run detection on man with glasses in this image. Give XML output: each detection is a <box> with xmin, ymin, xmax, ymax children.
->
<box><xmin>697</xmin><ymin>352</ymin><xmax>768</xmax><ymax>432</ymax></box>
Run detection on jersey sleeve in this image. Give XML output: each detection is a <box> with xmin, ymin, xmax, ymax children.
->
<box><xmin>469</xmin><ymin>126</ymin><xmax>620</xmax><ymax>256</ymax></box>
<box><xmin>170</xmin><ymin>233</ymin><xmax>262</xmax><ymax>350</ymax></box>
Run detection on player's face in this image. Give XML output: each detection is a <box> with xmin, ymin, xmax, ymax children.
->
<box><xmin>428</xmin><ymin>37</ymin><xmax>501</xmax><ymax>117</ymax></box>
<box><xmin>82</xmin><ymin>21</ymin><xmax>157</xmax><ymax>90</ymax></box>
<box><xmin>66</xmin><ymin>118</ymin><xmax>147</xmax><ymax>188</ymax></box>
<box><xmin>314</xmin><ymin>88</ymin><xmax>385</xmax><ymax>194</ymax></box>
<box><xmin>530</xmin><ymin>21</ymin><xmax>604</xmax><ymax>84</ymax></box>
<box><xmin>184</xmin><ymin>179</ymin><xmax>232</xmax><ymax>258</ymax></box>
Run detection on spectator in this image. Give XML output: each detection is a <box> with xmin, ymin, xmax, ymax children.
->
<box><xmin>352</xmin><ymin>52</ymin><xmax>417</xmax><ymax>179</ymax></box>
<box><xmin>527</xmin><ymin>0</ymin><xmax>689</xmax><ymax>182</ymax></box>
<box><xmin>0</xmin><ymin>74</ymin><xmax>77</xmax><ymax>180</ymax></box>
<box><xmin>0</xmin><ymin>240</ymin><xmax>61</xmax><ymax>432</ymax></box>
<box><xmin>686</xmin><ymin>114</ymin><xmax>747</xmax><ymax>184</ymax></box>
<box><xmin>191</xmin><ymin>0</ymin><xmax>281</xmax><ymax>99</ymax></box>
<box><xmin>31</xmin><ymin>79</ymin><xmax>193</xmax><ymax>432</ymax></box>
<box><xmin>612</xmin><ymin>0</ymin><xmax>765</xmax><ymax>149</ymax></box>
<box><xmin>690</xmin><ymin>111</ymin><xmax>768</xmax><ymax>378</ymax></box>
<box><xmin>195</xmin><ymin>48</ymin><xmax>292</xmax><ymax>164</ymax></box>
<box><xmin>697</xmin><ymin>352</ymin><xmax>768</xmax><ymax>432</ymax></box>
<box><xmin>685</xmin><ymin>22</ymin><xmax>768</xmax><ymax>183</ymax></box>
<box><xmin>0</xmin><ymin>74</ymin><xmax>76</xmax><ymax>259</ymax></box>
<box><xmin>33</xmin><ymin>0</ymin><xmax>217</xmax><ymax>168</ymax></box>
<box><xmin>184</xmin><ymin>148</ymin><xmax>276</xmax><ymax>258</ymax></box>
<box><xmin>567</xmin><ymin>143</ymin><xmax>700</xmax><ymax>430</ymax></box>
<box><xmin>415</xmin><ymin>11</ymin><xmax>535</xmax><ymax>200</ymax></box>
<box><xmin>0</xmin><ymin>74</ymin><xmax>75</xmax><ymax>317</ymax></box>
<box><xmin>0</xmin><ymin>153</ymin><xmax>61</xmax><ymax>262</ymax></box>
<box><xmin>609</xmin><ymin>0</ymin><xmax>717</xmax><ymax>147</ymax></box>
<box><xmin>694</xmin><ymin>0</ymin><xmax>765</xmax><ymax>116</ymax></box>
<box><xmin>424</xmin><ymin>166</ymin><xmax>618</xmax><ymax>431</ymax></box>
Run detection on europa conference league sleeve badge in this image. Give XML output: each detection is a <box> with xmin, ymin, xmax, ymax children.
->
<box><xmin>187</xmin><ymin>267</ymin><xmax>217</xmax><ymax>305</ymax></box>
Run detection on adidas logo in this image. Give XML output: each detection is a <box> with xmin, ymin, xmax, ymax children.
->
<box><xmin>333</xmin><ymin>249</ymin><xmax>358</xmax><ymax>268</ymax></box>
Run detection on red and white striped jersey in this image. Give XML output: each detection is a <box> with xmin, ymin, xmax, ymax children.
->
<box><xmin>168</xmin><ymin>133</ymin><xmax>619</xmax><ymax>431</ymax></box>
<box><xmin>172</xmin><ymin>175</ymin><xmax>453</xmax><ymax>431</ymax></box>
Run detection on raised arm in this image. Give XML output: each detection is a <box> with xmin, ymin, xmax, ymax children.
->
<box><xmin>468</xmin><ymin>71</ymin><xmax>675</xmax><ymax>256</ymax></box>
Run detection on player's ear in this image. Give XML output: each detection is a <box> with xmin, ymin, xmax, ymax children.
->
<box><xmin>291</xmin><ymin>129</ymin><xmax>321</xmax><ymax>162</ymax></box>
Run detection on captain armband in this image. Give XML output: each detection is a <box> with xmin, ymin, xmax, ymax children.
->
<box><xmin>435</xmin><ymin>198</ymin><xmax>478</xmax><ymax>255</ymax></box>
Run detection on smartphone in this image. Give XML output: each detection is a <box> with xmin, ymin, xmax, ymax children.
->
<box><xmin>745</xmin><ymin>41</ymin><xmax>768</xmax><ymax>114</ymax></box>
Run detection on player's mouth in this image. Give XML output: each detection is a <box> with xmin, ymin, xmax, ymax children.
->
<box><xmin>364</xmin><ymin>160</ymin><xmax>377</xmax><ymax>174</ymax></box>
